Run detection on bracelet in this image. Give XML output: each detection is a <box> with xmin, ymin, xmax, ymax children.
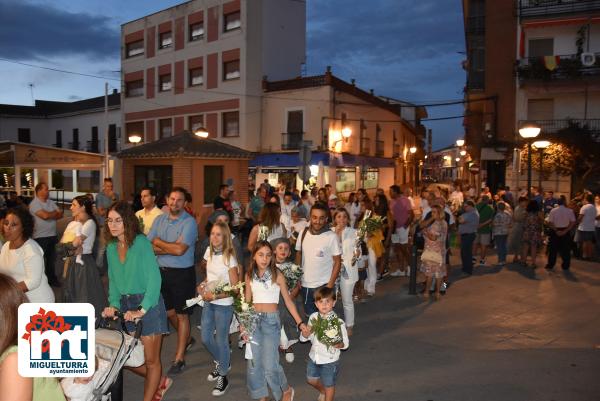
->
<box><xmin>296</xmin><ymin>321</ymin><xmax>304</xmax><ymax>329</ymax></box>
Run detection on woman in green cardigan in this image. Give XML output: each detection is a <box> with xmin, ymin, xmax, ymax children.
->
<box><xmin>101</xmin><ymin>201</ymin><xmax>170</xmax><ymax>401</ymax></box>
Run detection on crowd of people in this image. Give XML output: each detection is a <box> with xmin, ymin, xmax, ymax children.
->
<box><xmin>0</xmin><ymin>176</ymin><xmax>599</xmax><ymax>401</ymax></box>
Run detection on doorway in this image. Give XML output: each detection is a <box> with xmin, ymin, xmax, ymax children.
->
<box><xmin>484</xmin><ymin>160</ymin><xmax>506</xmax><ymax>194</ymax></box>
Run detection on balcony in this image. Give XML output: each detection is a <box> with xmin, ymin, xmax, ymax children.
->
<box><xmin>375</xmin><ymin>140</ymin><xmax>385</xmax><ymax>157</ymax></box>
<box><xmin>281</xmin><ymin>132</ymin><xmax>303</xmax><ymax>150</ymax></box>
<box><xmin>517</xmin><ymin>53</ymin><xmax>600</xmax><ymax>84</ymax></box>
<box><xmin>518</xmin><ymin>0</ymin><xmax>600</xmax><ymax>18</ymax></box>
<box><xmin>518</xmin><ymin>119</ymin><xmax>600</xmax><ymax>134</ymax></box>
<box><xmin>86</xmin><ymin>140</ymin><xmax>100</xmax><ymax>153</ymax></box>
<box><xmin>360</xmin><ymin>137</ymin><xmax>370</xmax><ymax>155</ymax></box>
<box><xmin>465</xmin><ymin>15</ymin><xmax>485</xmax><ymax>35</ymax></box>
<box><xmin>68</xmin><ymin>142</ymin><xmax>80</xmax><ymax>151</ymax></box>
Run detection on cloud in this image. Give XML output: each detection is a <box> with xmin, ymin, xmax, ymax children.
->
<box><xmin>0</xmin><ymin>1</ymin><xmax>120</xmax><ymax>61</ymax></box>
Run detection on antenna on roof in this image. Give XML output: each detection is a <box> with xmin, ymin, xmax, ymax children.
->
<box><xmin>28</xmin><ymin>83</ymin><xmax>35</xmax><ymax>105</ymax></box>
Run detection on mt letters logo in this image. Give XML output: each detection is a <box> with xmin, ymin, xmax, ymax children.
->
<box><xmin>18</xmin><ymin>303</ymin><xmax>95</xmax><ymax>377</ymax></box>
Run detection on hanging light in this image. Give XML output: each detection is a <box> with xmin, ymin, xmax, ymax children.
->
<box><xmin>194</xmin><ymin>126</ymin><xmax>209</xmax><ymax>138</ymax></box>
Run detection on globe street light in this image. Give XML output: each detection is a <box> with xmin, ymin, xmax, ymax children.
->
<box><xmin>456</xmin><ymin>139</ymin><xmax>465</xmax><ymax>147</ymax></box>
<box><xmin>341</xmin><ymin>126</ymin><xmax>352</xmax><ymax>139</ymax></box>
<box><xmin>519</xmin><ymin>123</ymin><xmax>541</xmax><ymax>198</ymax></box>
<box><xmin>193</xmin><ymin>126</ymin><xmax>209</xmax><ymax>138</ymax></box>
<box><xmin>533</xmin><ymin>140</ymin><xmax>550</xmax><ymax>191</ymax></box>
<box><xmin>409</xmin><ymin>146</ymin><xmax>417</xmax><ymax>185</ymax></box>
<box><xmin>128</xmin><ymin>134</ymin><xmax>142</xmax><ymax>145</ymax></box>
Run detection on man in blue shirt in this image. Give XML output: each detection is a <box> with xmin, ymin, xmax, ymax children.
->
<box><xmin>148</xmin><ymin>186</ymin><xmax>198</xmax><ymax>374</ymax></box>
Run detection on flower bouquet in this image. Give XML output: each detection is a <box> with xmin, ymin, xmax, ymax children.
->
<box><xmin>309</xmin><ymin>312</ymin><xmax>344</xmax><ymax>352</ymax></box>
<box><xmin>185</xmin><ymin>280</ymin><xmax>242</xmax><ymax>309</ymax></box>
<box><xmin>351</xmin><ymin>210</ymin><xmax>385</xmax><ymax>266</ymax></box>
<box><xmin>257</xmin><ymin>225</ymin><xmax>269</xmax><ymax>241</ymax></box>
<box><xmin>232</xmin><ymin>282</ymin><xmax>260</xmax><ymax>360</ymax></box>
<box><xmin>277</xmin><ymin>261</ymin><xmax>303</xmax><ymax>290</ymax></box>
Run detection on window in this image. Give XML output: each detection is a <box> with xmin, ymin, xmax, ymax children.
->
<box><xmin>135</xmin><ymin>166</ymin><xmax>172</xmax><ymax>198</ymax></box>
<box><xmin>126</xmin><ymin>122</ymin><xmax>144</xmax><ymax>143</ymax></box>
<box><xmin>528</xmin><ymin>38</ymin><xmax>554</xmax><ymax>57</ymax></box>
<box><xmin>336</xmin><ymin>168</ymin><xmax>356</xmax><ymax>193</ymax></box>
<box><xmin>223</xmin><ymin>59</ymin><xmax>240</xmax><ymax>80</ymax></box>
<box><xmin>18</xmin><ymin>128</ymin><xmax>31</xmax><ymax>143</ymax></box>
<box><xmin>189</xmin><ymin>67</ymin><xmax>203</xmax><ymax>86</ymax></box>
<box><xmin>189</xmin><ymin>115</ymin><xmax>204</xmax><ymax>133</ymax></box>
<box><xmin>55</xmin><ymin>130</ymin><xmax>62</xmax><ymax>148</ymax></box>
<box><xmin>189</xmin><ymin>22</ymin><xmax>204</xmax><ymax>41</ymax></box>
<box><xmin>222</xmin><ymin>111</ymin><xmax>239</xmax><ymax>137</ymax></box>
<box><xmin>224</xmin><ymin>11</ymin><xmax>241</xmax><ymax>32</ymax></box>
<box><xmin>90</xmin><ymin>126</ymin><xmax>99</xmax><ymax>152</ymax></box>
<box><xmin>126</xmin><ymin>40</ymin><xmax>144</xmax><ymax>58</ymax></box>
<box><xmin>126</xmin><ymin>79</ymin><xmax>144</xmax><ymax>97</ymax></box>
<box><xmin>108</xmin><ymin>124</ymin><xmax>117</xmax><ymax>152</ymax></box>
<box><xmin>159</xmin><ymin>74</ymin><xmax>172</xmax><ymax>92</ymax></box>
<box><xmin>159</xmin><ymin>31</ymin><xmax>172</xmax><ymax>49</ymax></box>
<box><xmin>204</xmin><ymin>166</ymin><xmax>223</xmax><ymax>204</ymax></box>
<box><xmin>159</xmin><ymin>118</ymin><xmax>172</xmax><ymax>138</ymax></box>
<box><xmin>77</xmin><ymin>170</ymin><xmax>100</xmax><ymax>193</ymax></box>
<box><xmin>71</xmin><ymin>129</ymin><xmax>79</xmax><ymax>150</ymax></box>
<box><xmin>52</xmin><ymin>170</ymin><xmax>73</xmax><ymax>191</ymax></box>
<box><xmin>363</xmin><ymin>168</ymin><xmax>379</xmax><ymax>190</ymax></box>
<box><xmin>287</xmin><ymin>110</ymin><xmax>303</xmax><ymax>133</ymax></box>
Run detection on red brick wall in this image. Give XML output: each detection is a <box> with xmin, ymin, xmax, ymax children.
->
<box><xmin>146</xmin><ymin>67</ymin><xmax>155</xmax><ymax>99</ymax></box>
<box><xmin>207</xmin><ymin>6</ymin><xmax>219</xmax><ymax>42</ymax></box>
<box><xmin>146</xmin><ymin>26</ymin><xmax>156</xmax><ymax>58</ymax></box>
<box><xmin>174</xmin><ymin>60</ymin><xmax>184</xmax><ymax>94</ymax></box>
<box><xmin>175</xmin><ymin>17</ymin><xmax>185</xmax><ymax>50</ymax></box>
<box><xmin>206</xmin><ymin>113</ymin><xmax>218</xmax><ymax>138</ymax></box>
<box><xmin>206</xmin><ymin>53</ymin><xmax>218</xmax><ymax>89</ymax></box>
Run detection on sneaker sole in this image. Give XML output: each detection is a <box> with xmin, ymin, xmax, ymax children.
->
<box><xmin>212</xmin><ymin>384</ymin><xmax>229</xmax><ymax>396</ymax></box>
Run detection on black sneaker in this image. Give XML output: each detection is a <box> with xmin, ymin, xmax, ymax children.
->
<box><xmin>207</xmin><ymin>361</ymin><xmax>220</xmax><ymax>381</ymax></box>
<box><xmin>212</xmin><ymin>375</ymin><xmax>229</xmax><ymax>396</ymax></box>
<box><xmin>186</xmin><ymin>337</ymin><xmax>196</xmax><ymax>351</ymax></box>
<box><xmin>167</xmin><ymin>360</ymin><xmax>185</xmax><ymax>375</ymax></box>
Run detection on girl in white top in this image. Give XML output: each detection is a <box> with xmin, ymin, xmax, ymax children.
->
<box><xmin>247</xmin><ymin>202</ymin><xmax>288</xmax><ymax>252</ymax></box>
<box><xmin>196</xmin><ymin>222</ymin><xmax>239</xmax><ymax>396</ymax></box>
<box><xmin>332</xmin><ymin>208</ymin><xmax>359</xmax><ymax>335</ymax></box>
<box><xmin>244</xmin><ymin>240</ymin><xmax>308</xmax><ymax>401</ymax></box>
<box><xmin>0</xmin><ymin>207</ymin><xmax>54</xmax><ymax>303</ymax></box>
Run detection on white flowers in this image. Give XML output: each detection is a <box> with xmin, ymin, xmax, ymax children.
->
<box><xmin>258</xmin><ymin>225</ymin><xmax>269</xmax><ymax>241</ymax></box>
<box><xmin>241</xmin><ymin>303</ymin><xmax>249</xmax><ymax>312</ymax></box>
<box><xmin>325</xmin><ymin>328</ymin><xmax>339</xmax><ymax>339</ymax></box>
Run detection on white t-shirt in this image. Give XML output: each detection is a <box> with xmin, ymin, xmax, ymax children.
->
<box><xmin>0</xmin><ymin>239</ymin><xmax>55</xmax><ymax>303</ymax></box>
<box><xmin>295</xmin><ymin>230</ymin><xmax>341</xmax><ymax>288</ymax></box>
<box><xmin>578</xmin><ymin>203</ymin><xmax>597</xmax><ymax>232</ymax></box>
<box><xmin>203</xmin><ymin>247</ymin><xmax>238</xmax><ymax>306</ymax></box>
<box><xmin>63</xmin><ymin>219</ymin><xmax>96</xmax><ymax>254</ymax></box>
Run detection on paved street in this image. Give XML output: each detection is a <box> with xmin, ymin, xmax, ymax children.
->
<box><xmin>120</xmin><ymin>252</ymin><xmax>600</xmax><ymax>401</ymax></box>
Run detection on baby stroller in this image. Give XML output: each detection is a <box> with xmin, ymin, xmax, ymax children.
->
<box><xmin>91</xmin><ymin>311</ymin><xmax>144</xmax><ymax>401</ymax></box>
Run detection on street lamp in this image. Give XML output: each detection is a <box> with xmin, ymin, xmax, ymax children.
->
<box><xmin>193</xmin><ymin>126</ymin><xmax>209</xmax><ymax>138</ymax></box>
<box><xmin>128</xmin><ymin>134</ymin><xmax>142</xmax><ymax>145</ymax></box>
<box><xmin>533</xmin><ymin>140</ymin><xmax>550</xmax><ymax>191</ymax></box>
<box><xmin>519</xmin><ymin>123</ymin><xmax>541</xmax><ymax>198</ymax></box>
<box><xmin>341</xmin><ymin>126</ymin><xmax>352</xmax><ymax>139</ymax></box>
<box><xmin>456</xmin><ymin>139</ymin><xmax>465</xmax><ymax>147</ymax></box>
<box><xmin>460</xmin><ymin>150</ymin><xmax>467</xmax><ymax>156</ymax></box>
<box><xmin>408</xmin><ymin>147</ymin><xmax>418</xmax><ymax>185</ymax></box>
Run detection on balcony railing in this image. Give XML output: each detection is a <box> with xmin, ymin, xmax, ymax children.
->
<box><xmin>86</xmin><ymin>140</ymin><xmax>99</xmax><ymax>153</ymax></box>
<box><xmin>517</xmin><ymin>53</ymin><xmax>600</xmax><ymax>83</ymax></box>
<box><xmin>281</xmin><ymin>132</ymin><xmax>303</xmax><ymax>150</ymax></box>
<box><xmin>360</xmin><ymin>137</ymin><xmax>370</xmax><ymax>155</ymax></box>
<box><xmin>68</xmin><ymin>142</ymin><xmax>80</xmax><ymax>151</ymax></box>
<box><xmin>465</xmin><ymin>15</ymin><xmax>485</xmax><ymax>35</ymax></box>
<box><xmin>375</xmin><ymin>140</ymin><xmax>385</xmax><ymax>157</ymax></box>
<box><xmin>518</xmin><ymin>0</ymin><xmax>600</xmax><ymax>18</ymax></box>
<box><xmin>518</xmin><ymin>119</ymin><xmax>600</xmax><ymax>134</ymax></box>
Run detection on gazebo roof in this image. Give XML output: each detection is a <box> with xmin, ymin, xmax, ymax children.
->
<box><xmin>117</xmin><ymin>131</ymin><xmax>253</xmax><ymax>159</ymax></box>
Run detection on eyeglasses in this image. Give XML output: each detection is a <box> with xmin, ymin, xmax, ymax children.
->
<box><xmin>106</xmin><ymin>218</ymin><xmax>124</xmax><ymax>225</ymax></box>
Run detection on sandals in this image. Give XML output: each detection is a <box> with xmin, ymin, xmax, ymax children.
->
<box><xmin>153</xmin><ymin>376</ymin><xmax>172</xmax><ymax>401</ymax></box>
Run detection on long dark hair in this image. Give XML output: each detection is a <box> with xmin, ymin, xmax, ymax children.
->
<box><xmin>247</xmin><ymin>240</ymin><xmax>278</xmax><ymax>283</ymax></box>
<box><xmin>74</xmin><ymin>195</ymin><xmax>98</xmax><ymax>233</ymax></box>
<box><xmin>0</xmin><ymin>274</ymin><xmax>28</xmax><ymax>354</ymax></box>
<box><xmin>103</xmin><ymin>201</ymin><xmax>141</xmax><ymax>246</ymax></box>
<box><xmin>6</xmin><ymin>206</ymin><xmax>34</xmax><ymax>240</ymax></box>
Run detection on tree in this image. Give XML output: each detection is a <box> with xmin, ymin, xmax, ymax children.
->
<box><xmin>520</xmin><ymin>122</ymin><xmax>600</xmax><ymax>194</ymax></box>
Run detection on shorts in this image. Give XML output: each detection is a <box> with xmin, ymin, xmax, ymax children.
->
<box><xmin>307</xmin><ymin>359</ymin><xmax>340</xmax><ymax>388</ymax></box>
<box><xmin>119</xmin><ymin>293</ymin><xmax>169</xmax><ymax>336</ymax></box>
<box><xmin>577</xmin><ymin>230</ymin><xmax>595</xmax><ymax>242</ymax></box>
<box><xmin>475</xmin><ymin>233</ymin><xmax>491</xmax><ymax>246</ymax></box>
<box><xmin>392</xmin><ymin>227</ymin><xmax>409</xmax><ymax>245</ymax></box>
<box><xmin>358</xmin><ymin>268</ymin><xmax>368</xmax><ymax>281</ymax></box>
<box><xmin>160</xmin><ymin>266</ymin><xmax>196</xmax><ymax>314</ymax></box>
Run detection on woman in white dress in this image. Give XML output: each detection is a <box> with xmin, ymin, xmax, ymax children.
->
<box><xmin>0</xmin><ymin>207</ymin><xmax>54</xmax><ymax>303</ymax></box>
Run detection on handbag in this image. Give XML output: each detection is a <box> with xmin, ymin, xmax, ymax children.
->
<box><xmin>421</xmin><ymin>249</ymin><xmax>443</xmax><ymax>265</ymax></box>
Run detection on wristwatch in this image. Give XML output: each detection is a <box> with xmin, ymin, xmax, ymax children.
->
<box><xmin>137</xmin><ymin>305</ymin><xmax>147</xmax><ymax>315</ymax></box>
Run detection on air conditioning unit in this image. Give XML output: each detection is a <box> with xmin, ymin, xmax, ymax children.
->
<box><xmin>581</xmin><ymin>52</ymin><xmax>595</xmax><ymax>67</ymax></box>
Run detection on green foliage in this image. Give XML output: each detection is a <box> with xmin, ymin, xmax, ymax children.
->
<box><xmin>309</xmin><ymin>313</ymin><xmax>343</xmax><ymax>350</ymax></box>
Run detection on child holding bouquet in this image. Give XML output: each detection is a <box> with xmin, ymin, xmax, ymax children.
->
<box><xmin>244</xmin><ymin>240</ymin><xmax>308</xmax><ymax>401</ymax></box>
<box><xmin>271</xmin><ymin>237</ymin><xmax>303</xmax><ymax>363</ymax></box>
<box><xmin>196</xmin><ymin>221</ymin><xmax>239</xmax><ymax>397</ymax></box>
<box><xmin>300</xmin><ymin>286</ymin><xmax>349</xmax><ymax>401</ymax></box>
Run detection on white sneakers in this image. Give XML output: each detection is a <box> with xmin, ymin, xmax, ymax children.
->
<box><xmin>390</xmin><ymin>269</ymin><xmax>411</xmax><ymax>277</ymax></box>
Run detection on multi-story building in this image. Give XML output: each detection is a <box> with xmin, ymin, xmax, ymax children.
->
<box><xmin>120</xmin><ymin>0</ymin><xmax>306</xmax><ymax>152</ymax></box>
<box><xmin>462</xmin><ymin>0</ymin><xmax>600</xmax><ymax>195</ymax></box>
<box><xmin>0</xmin><ymin>91</ymin><xmax>121</xmax><ymax>197</ymax></box>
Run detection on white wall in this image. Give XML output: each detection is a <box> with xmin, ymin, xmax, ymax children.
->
<box><xmin>525</xmin><ymin>24</ymin><xmax>600</xmax><ymax>56</ymax></box>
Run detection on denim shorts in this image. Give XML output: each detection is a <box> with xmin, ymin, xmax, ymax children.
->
<box><xmin>307</xmin><ymin>358</ymin><xmax>340</xmax><ymax>388</ymax></box>
<box><xmin>119</xmin><ymin>293</ymin><xmax>169</xmax><ymax>336</ymax></box>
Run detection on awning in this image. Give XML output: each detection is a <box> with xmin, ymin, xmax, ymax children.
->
<box><xmin>329</xmin><ymin>153</ymin><xmax>396</xmax><ymax>168</ymax></box>
<box><xmin>249</xmin><ymin>152</ymin><xmax>396</xmax><ymax>168</ymax></box>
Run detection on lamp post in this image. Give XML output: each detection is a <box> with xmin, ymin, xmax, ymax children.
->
<box><xmin>409</xmin><ymin>146</ymin><xmax>417</xmax><ymax>186</ymax></box>
<box><xmin>518</xmin><ymin>123</ymin><xmax>541</xmax><ymax>198</ymax></box>
<box><xmin>128</xmin><ymin>134</ymin><xmax>142</xmax><ymax>145</ymax></box>
<box><xmin>533</xmin><ymin>140</ymin><xmax>550</xmax><ymax>191</ymax></box>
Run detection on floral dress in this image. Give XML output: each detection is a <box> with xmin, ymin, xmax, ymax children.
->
<box><xmin>523</xmin><ymin>212</ymin><xmax>543</xmax><ymax>247</ymax></box>
<box><xmin>420</xmin><ymin>220</ymin><xmax>448</xmax><ymax>278</ymax></box>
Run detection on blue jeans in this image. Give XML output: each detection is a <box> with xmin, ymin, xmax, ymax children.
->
<box><xmin>494</xmin><ymin>235</ymin><xmax>508</xmax><ymax>264</ymax></box>
<box><xmin>201</xmin><ymin>302</ymin><xmax>233</xmax><ymax>376</ymax></box>
<box><xmin>307</xmin><ymin>359</ymin><xmax>341</xmax><ymax>388</ymax></box>
<box><xmin>460</xmin><ymin>233</ymin><xmax>476</xmax><ymax>274</ymax></box>
<box><xmin>301</xmin><ymin>286</ymin><xmax>324</xmax><ymax>316</ymax></box>
<box><xmin>247</xmin><ymin>312</ymin><xmax>289</xmax><ymax>400</ymax></box>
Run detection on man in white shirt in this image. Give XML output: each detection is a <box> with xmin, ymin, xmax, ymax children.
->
<box><xmin>280</xmin><ymin>191</ymin><xmax>296</xmax><ymax>221</ymax></box>
<box><xmin>29</xmin><ymin>182</ymin><xmax>63</xmax><ymax>287</ymax></box>
<box><xmin>295</xmin><ymin>203</ymin><xmax>341</xmax><ymax>315</ymax></box>
<box><xmin>577</xmin><ymin>194</ymin><xmax>597</xmax><ymax>260</ymax></box>
<box><xmin>545</xmin><ymin>197</ymin><xmax>576</xmax><ymax>270</ymax></box>
<box><xmin>135</xmin><ymin>187</ymin><xmax>163</xmax><ymax>236</ymax></box>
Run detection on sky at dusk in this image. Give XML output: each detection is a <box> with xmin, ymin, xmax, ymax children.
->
<box><xmin>0</xmin><ymin>0</ymin><xmax>466</xmax><ymax>149</ymax></box>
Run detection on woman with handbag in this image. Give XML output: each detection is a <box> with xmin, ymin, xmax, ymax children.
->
<box><xmin>420</xmin><ymin>205</ymin><xmax>448</xmax><ymax>301</ymax></box>
<box><xmin>101</xmin><ymin>201</ymin><xmax>170</xmax><ymax>401</ymax></box>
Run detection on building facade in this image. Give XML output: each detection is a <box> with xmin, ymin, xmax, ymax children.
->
<box><xmin>120</xmin><ymin>0</ymin><xmax>306</xmax><ymax>151</ymax></box>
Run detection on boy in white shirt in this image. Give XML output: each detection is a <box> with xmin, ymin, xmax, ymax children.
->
<box><xmin>300</xmin><ymin>286</ymin><xmax>349</xmax><ymax>401</ymax></box>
